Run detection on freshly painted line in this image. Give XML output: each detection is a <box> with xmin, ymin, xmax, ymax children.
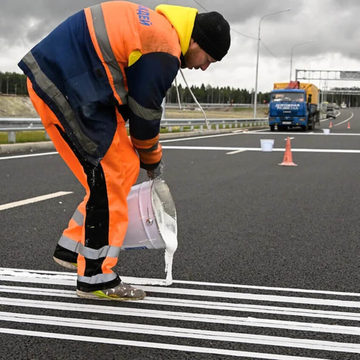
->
<box><xmin>2</xmin><ymin>285</ymin><xmax>360</xmax><ymax>322</ymax></box>
<box><xmin>0</xmin><ymin>191</ymin><xmax>73</xmax><ymax>211</ymax></box>
<box><xmin>3</xmin><ymin>301</ymin><xmax>360</xmax><ymax>337</ymax></box>
<box><xmin>0</xmin><ymin>151</ymin><xmax>58</xmax><ymax>160</ymax></box>
<box><xmin>137</xmin><ymin>286</ymin><xmax>360</xmax><ymax>308</ymax></box>
<box><xmin>0</xmin><ymin>296</ymin><xmax>283</xmax><ymax>328</ymax></box>
<box><xmin>0</xmin><ymin>285</ymin><xmax>76</xmax><ymax>298</ymax></box>
<box><xmin>163</xmin><ymin>145</ymin><xmax>360</xmax><ymax>154</ymax></box>
<box><xmin>2</xmin><ymin>311</ymin><xmax>360</xmax><ymax>352</ymax></box>
<box><xmin>0</xmin><ymin>328</ymin><xmax>329</xmax><ymax>360</ymax></box>
<box><xmin>144</xmin><ymin>297</ymin><xmax>360</xmax><ymax>322</ymax></box>
<box><xmin>3</xmin><ymin>267</ymin><xmax>360</xmax><ymax>298</ymax></box>
<box><xmin>2</xmin><ymin>271</ymin><xmax>360</xmax><ymax>308</ymax></box>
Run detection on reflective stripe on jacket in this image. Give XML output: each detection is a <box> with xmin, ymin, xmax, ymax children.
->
<box><xmin>19</xmin><ymin>1</ymin><xmax>198</xmax><ymax>168</ymax></box>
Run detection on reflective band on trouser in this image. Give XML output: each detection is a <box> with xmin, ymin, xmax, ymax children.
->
<box><xmin>136</xmin><ymin>141</ymin><xmax>159</xmax><ymax>153</ymax></box>
<box><xmin>128</xmin><ymin>96</ymin><xmax>162</xmax><ymax>120</ymax></box>
<box><xmin>88</xmin><ymin>4</ymin><xmax>127</xmax><ymax>105</ymax></box>
<box><xmin>131</xmin><ymin>134</ymin><xmax>160</xmax><ymax>150</ymax></box>
<box><xmin>60</xmin><ymin>204</ymin><xmax>85</xmax><ymax>247</ymax></box>
<box><xmin>58</xmin><ymin>235</ymin><xmax>121</xmax><ymax>259</ymax></box>
<box><xmin>72</xmin><ymin>208</ymin><xmax>84</xmax><ymax>226</ymax></box>
<box><xmin>21</xmin><ymin>51</ymin><xmax>98</xmax><ymax>157</ymax></box>
<box><xmin>78</xmin><ymin>272</ymin><xmax>118</xmax><ymax>285</ymax></box>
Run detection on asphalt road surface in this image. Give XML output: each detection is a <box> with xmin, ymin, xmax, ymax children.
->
<box><xmin>0</xmin><ymin>108</ymin><xmax>360</xmax><ymax>359</ymax></box>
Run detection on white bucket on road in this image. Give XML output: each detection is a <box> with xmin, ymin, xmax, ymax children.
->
<box><xmin>323</xmin><ymin>129</ymin><xmax>330</xmax><ymax>135</ymax></box>
<box><xmin>260</xmin><ymin>139</ymin><xmax>274</xmax><ymax>152</ymax></box>
<box><xmin>122</xmin><ymin>179</ymin><xmax>178</xmax><ymax>285</ymax></box>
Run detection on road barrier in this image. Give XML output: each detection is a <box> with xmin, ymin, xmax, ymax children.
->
<box><xmin>0</xmin><ymin>117</ymin><xmax>268</xmax><ymax>143</ymax></box>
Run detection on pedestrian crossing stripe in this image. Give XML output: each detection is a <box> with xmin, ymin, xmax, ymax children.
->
<box><xmin>1</xmin><ymin>267</ymin><xmax>360</xmax><ymax>358</ymax></box>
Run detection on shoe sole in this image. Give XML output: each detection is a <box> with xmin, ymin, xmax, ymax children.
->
<box><xmin>76</xmin><ymin>289</ymin><xmax>145</xmax><ymax>301</ymax></box>
<box><xmin>53</xmin><ymin>256</ymin><xmax>77</xmax><ymax>270</ymax></box>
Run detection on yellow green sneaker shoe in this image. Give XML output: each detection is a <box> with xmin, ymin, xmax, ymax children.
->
<box><xmin>76</xmin><ymin>282</ymin><xmax>146</xmax><ymax>301</ymax></box>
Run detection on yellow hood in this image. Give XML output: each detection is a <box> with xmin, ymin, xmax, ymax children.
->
<box><xmin>155</xmin><ymin>4</ymin><xmax>198</xmax><ymax>56</ymax></box>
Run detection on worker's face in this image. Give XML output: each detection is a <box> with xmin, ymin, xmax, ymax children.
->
<box><xmin>182</xmin><ymin>39</ymin><xmax>216</xmax><ymax>71</ymax></box>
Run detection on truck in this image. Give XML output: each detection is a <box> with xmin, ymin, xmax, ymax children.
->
<box><xmin>268</xmin><ymin>81</ymin><xmax>320</xmax><ymax>131</ymax></box>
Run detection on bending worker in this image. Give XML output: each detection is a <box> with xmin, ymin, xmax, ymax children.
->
<box><xmin>19</xmin><ymin>1</ymin><xmax>230</xmax><ymax>301</ymax></box>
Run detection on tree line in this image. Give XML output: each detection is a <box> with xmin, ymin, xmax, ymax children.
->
<box><xmin>2</xmin><ymin>71</ymin><xmax>360</xmax><ymax>106</ymax></box>
<box><xmin>166</xmin><ymin>83</ymin><xmax>270</xmax><ymax>104</ymax></box>
<box><xmin>0</xmin><ymin>71</ymin><xmax>270</xmax><ymax>104</ymax></box>
<box><xmin>0</xmin><ymin>72</ymin><xmax>28</xmax><ymax>95</ymax></box>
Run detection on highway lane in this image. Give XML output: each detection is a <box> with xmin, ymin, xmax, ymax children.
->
<box><xmin>0</xmin><ymin>109</ymin><xmax>360</xmax><ymax>359</ymax></box>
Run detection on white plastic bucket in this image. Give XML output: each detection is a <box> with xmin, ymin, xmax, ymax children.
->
<box><xmin>121</xmin><ymin>179</ymin><xmax>177</xmax><ymax>250</ymax></box>
<box><xmin>323</xmin><ymin>129</ymin><xmax>330</xmax><ymax>134</ymax></box>
<box><xmin>260</xmin><ymin>139</ymin><xmax>274</xmax><ymax>152</ymax></box>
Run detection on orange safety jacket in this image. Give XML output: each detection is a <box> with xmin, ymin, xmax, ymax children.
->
<box><xmin>18</xmin><ymin>1</ymin><xmax>198</xmax><ymax>169</ymax></box>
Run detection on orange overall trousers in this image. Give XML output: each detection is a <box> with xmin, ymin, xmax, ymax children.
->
<box><xmin>27</xmin><ymin>79</ymin><xmax>140</xmax><ymax>291</ymax></box>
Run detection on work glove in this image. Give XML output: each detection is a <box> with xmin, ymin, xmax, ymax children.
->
<box><xmin>146</xmin><ymin>161</ymin><xmax>164</xmax><ymax>180</ymax></box>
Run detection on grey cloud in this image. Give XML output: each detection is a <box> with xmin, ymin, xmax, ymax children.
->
<box><xmin>1</xmin><ymin>0</ymin><xmax>360</xmax><ymax>74</ymax></box>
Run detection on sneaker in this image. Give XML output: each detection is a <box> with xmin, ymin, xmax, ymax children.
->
<box><xmin>53</xmin><ymin>256</ymin><xmax>77</xmax><ymax>270</ymax></box>
<box><xmin>76</xmin><ymin>282</ymin><xmax>146</xmax><ymax>301</ymax></box>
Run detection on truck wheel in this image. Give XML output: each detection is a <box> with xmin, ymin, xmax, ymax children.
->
<box><xmin>270</xmin><ymin>125</ymin><xmax>275</xmax><ymax>131</ymax></box>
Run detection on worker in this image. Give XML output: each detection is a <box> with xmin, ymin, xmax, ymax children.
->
<box><xmin>18</xmin><ymin>1</ymin><xmax>230</xmax><ymax>301</ymax></box>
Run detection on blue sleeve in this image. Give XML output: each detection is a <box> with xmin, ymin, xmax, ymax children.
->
<box><xmin>125</xmin><ymin>52</ymin><xmax>179</xmax><ymax>141</ymax></box>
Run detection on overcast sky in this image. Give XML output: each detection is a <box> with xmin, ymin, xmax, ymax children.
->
<box><xmin>2</xmin><ymin>0</ymin><xmax>360</xmax><ymax>92</ymax></box>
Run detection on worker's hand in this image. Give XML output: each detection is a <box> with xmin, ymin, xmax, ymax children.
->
<box><xmin>147</xmin><ymin>161</ymin><xmax>164</xmax><ymax>180</ymax></box>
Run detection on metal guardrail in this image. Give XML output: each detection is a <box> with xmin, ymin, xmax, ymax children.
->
<box><xmin>0</xmin><ymin>118</ymin><xmax>45</xmax><ymax>143</ymax></box>
<box><xmin>0</xmin><ymin>117</ymin><xmax>268</xmax><ymax>143</ymax></box>
<box><xmin>165</xmin><ymin>103</ymin><xmax>268</xmax><ymax>109</ymax></box>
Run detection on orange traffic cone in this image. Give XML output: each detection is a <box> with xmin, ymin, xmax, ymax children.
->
<box><xmin>347</xmin><ymin>121</ymin><xmax>351</xmax><ymax>129</ymax></box>
<box><xmin>279</xmin><ymin>137</ymin><xmax>297</xmax><ymax>166</ymax></box>
<box><xmin>329</xmin><ymin>121</ymin><xmax>333</xmax><ymax>128</ymax></box>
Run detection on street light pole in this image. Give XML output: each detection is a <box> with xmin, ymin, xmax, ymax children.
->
<box><xmin>289</xmin><ymin>41</ymin><xmax>314</xmax><ymax>81</ymax></box>
<box><xmin>253</xmin><ymin>9</ymin><xmax>290</xmax><ymax>118</ymax></box>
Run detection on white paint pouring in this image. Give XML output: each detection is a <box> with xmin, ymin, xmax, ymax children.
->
<box><xmin>122</xmin><ymin>180</ymin><xmax>178</xmax><ymax>286</ymax></box>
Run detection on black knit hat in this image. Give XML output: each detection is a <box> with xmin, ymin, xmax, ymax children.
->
<box><xmin>191</xmin><ymin>12</ymin><xmax>231</xmax><ymax>61</ymax></box>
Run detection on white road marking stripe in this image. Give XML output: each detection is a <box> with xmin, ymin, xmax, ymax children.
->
<box><xmin>138</xmin><ymin>286</ymin><xmax>360</xmax><ymax>308</ymax></box>
<box><xmin>163</xmin><ymin>145</ymin><xmax>360</xmax><ymax>154</ymax></box>
<box><xmin>2</xmin><ymin>272</ymin><xmax>360</xmax><ymax>308</ymax></box>
<box><xmin>3</xmin><ymin>297</ymin><xmax>360</xmax><ymax>336</ymax></box>
<box><xmin>0</xmin><ymin>151</ymin><xmax>58</xmax><ymax>160</ymax></box>
<box><xmin>2</xmin><ymin>285</ymin><xmax>360</xmax><ymax>322</ymax></box>
<box><xmin>161</xmin><ymin>131</ymin><xmax>240</xmax><ymax>142</ymax></box>
<box><xmin>0</xmin><ymin>328</ymin><xmax>329</xmax><ymax>360</ymax></box>
<box><xmin>1</xmin><ymin>129</ymin><xmax>359</xmax><ymax>161</ymax></box>
<box><xmin>144</xmin><ymin>297</ymin><xmax>360</xmax><ymax>321</ymax></box>
<box><xmin>334</xmin><ymin>112</ymin><xmax>354</xmax><ymax>127</ymax></box>
<box><xmin>226</xmin><ymin>149</ymin><xmax>247</xmax><ymax>154</ymax></box>
<box><xmin>1</xmin><ymin>311</ymin><xmax>360</xmax><ymax>353</ymax></box>
<box><xmin>0</xmin><ymin>285</ymin><xmax>76</xmax><ymax>297</ymax></box>
<box><xmin>232</xmin><ymin>131</ymin><xmax>360</xmax><ymax>136</ymax></box>
<box><xmin>2</xmin><ymin>294</ymin><xmax>360</xmax><ymax>337</ymax></box>
<box><xmin>2</xmin><ymin>267</ymin><xmax>360</xmax><ymax>298</ymax></box>
<box><xmin>0</xmin><ymin>191</ymin><xmax>73</xmax><ymax>211</ymax></box>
